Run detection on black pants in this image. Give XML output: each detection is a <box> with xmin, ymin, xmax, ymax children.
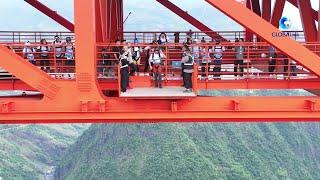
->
<box><xmin>213</xmin><ymin>65</ymin><xmax>221</xmax><ymax>78</ymax></box>
<box><xmin>129</xmin><ymin>63</ymin><xmax>137</xmax><ymax>76</ymax></box>
<box><xmin>184</xmin><ymin>72</ymin><xmax>192</xmax><ymax>89</ymax></box>
<box><xmin>144</xmin><ymin>55</ymin><xmax>150</xmax><ymax>72</ymax></box>
<box><xmin>201</xmin><ymin>62</ymin><xmax>210</xmax><ymax>78</ymax></box>
<box><xmin>234</xmin><ymin>59</ymin><xmax>244</xmax><ymax>76</ymax></box>
<box><xmin>284</xmin><ymin>59</ymin><xmax>297</xmax><ymax>76</ymax></box>
<box><xmin>268</xmin><ymin>58</ymin><xmax>276</xmax><ymax>73</ymax></box>
<box><xmin>120</xmin><ymin>67</ymin><xmax>129</xmax><ymax>92</ymax></box>
<box><xmin>181</xmin><ymin>63</ymin><xmax>185</xmax><ymax>85</ymax></box>
<box><xmin>40</xmin><ymin>55</ymin><xmax>50</xmax><ymax>71</ymax></box>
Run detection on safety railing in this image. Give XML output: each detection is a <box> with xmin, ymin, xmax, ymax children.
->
<box><xmin>0</xmin><ymin>31</ymin><xmax>74</xmax><ymax>43</ymax></box>
<box><xmin>1</xmin><ymin>43</ymin><xmax>76</xmax><ymax>79</ymax></box>
<box><xmin>0</xmin><ymin>30</ymin><xmax>306</xmax><ymax>44</ymax></box>
<box><xmin>96</xmin><ymin>42</ymin><xmax>320</xmax><ymax>82</ymax></box>
<box><xmin>1</xmin><ymin>41</ymin><xmax>318</xmax><ymax>82</ymax></box>
<box><xmin>124</xmin><ymin>31</ymin><xmax>305</xmax><ymax>43</ymax></box>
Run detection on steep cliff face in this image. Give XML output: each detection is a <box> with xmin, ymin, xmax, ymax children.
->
<box><xmin>0</xmin><ymin>124</ymin><xmax>88</xmax><ymax>180</ymax></box>
<box><xmin>55</xmin><ymin>123</ymin><xmax>320</xmax><ymax>180</ymax></box>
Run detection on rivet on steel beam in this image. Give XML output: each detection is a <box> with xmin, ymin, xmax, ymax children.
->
<box><xmin>171</xmin><ymin>101</ymin><xmax>178</xmax><ymax>112</ymax></box>
<box><xmin>305</xmin><ymin>100</ymin><xmax>317</xmax><ymax>111</ymax></box>
<box><xmin>80</xmin><ymin>101</ymin><xmax>88</xmax><ymax>112</ymax></box>
<box><xmin>232</xmin><ymin>100</ymin><xmax>240</xmax><ymax>111</ymax></box>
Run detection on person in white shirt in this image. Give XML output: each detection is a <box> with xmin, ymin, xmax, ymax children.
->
<box><xmin>23</xmin><ymin>42</ymin><xmax>36</xmax><ymax>65</ymax></box>
<box><xmin>52</xmin><ymin>35</ymin><xmax>64</xmax><ymax>72</ymax></box>
<box><xmin>149</xmin><ymin>46</ymin><xmax>166</xmax><ymax>88</ymax></box>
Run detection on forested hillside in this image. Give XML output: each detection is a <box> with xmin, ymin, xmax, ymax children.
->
<box><xmin>55</xmin><ymin>123</ymin><xmax>320</xmax><ymax>180</ymax></box>
<box><xmin>0</xmin><ymin>125</ymin><xmax>88</xmax><ymax>180</ymax></box>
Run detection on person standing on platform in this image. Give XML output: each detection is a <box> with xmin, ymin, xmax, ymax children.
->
<box><xmin>23</xmin><ymin>41</ymin><xmax>36</xmax><ymax>65</ymax></box>
<box><xmin>181</xmin><ymin>47</ymin><xmax>195</xmax><ymax>93</ymax></box>
<box><xmin>126</xmin><ymin>42</ymin><xmax>136</xmax><ymax>77</ymax></box>
<box><xmin>234</xmin><ymin>38</ymin><xmax>245</xmax><ymax>77</ymax></box>
<box><xmin>210</xmin><ymin>40</ymin><xmax>225</xmax><ymax>79</ymax></box>
<box><xmin>149</xmin><ymin>46</ymin><xmax>166</xmax><ymax>88</ymax></box>
<box><xmin>52</xmin><ymin>35</ymin><xmax>64</xmax><ymax>72</ymax></box>
<box><xmin>268</xmin><ymin>46</ymin><xmax>277</xmax><ymax>75</ymax></box>
<box><xmin>37</xmin><ymin>39</ymin><xmax>50</xmax><ymax>72</ymax></box>
<box><xmin>132</xmin><ymin>38</ymin><xmax>142</xmax><ymax>74</ymax></box>
<box><xmin>119</xmin><ymin>46</ymin><xmax>130</xmax><ymax>93</ymax></box>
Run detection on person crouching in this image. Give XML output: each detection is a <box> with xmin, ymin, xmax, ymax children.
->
<box><xmin>149</xmin><ymin>46</ymin><xmax>166</xmax><ymax>88</ymax></box>
<box><xmin>181</xmin><ymin>47</ymin><xmax>194</xmax><ymax>93</ymax></box>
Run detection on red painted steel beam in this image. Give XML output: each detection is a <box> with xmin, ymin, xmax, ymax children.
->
<box><xmin>245</xmin><ymin>0</ymin><xmax>254</xmax><ymax>41</ymax></box>
<box><xmin>0</xmin><ymin>45</ymin><xmax>60</xmax><ymax>99</ymax></box>
<box><xmin>287</xmin><ymin>0</ymin><xmax>318</xmax><ymax>21</ymax></box>
<box><xmin>3</xmin><ymin>79</ymin><xmax>320</xmax><ymax>91</ymax></box>
<box><xmin>319</xmin><ymin>1</ymin><xmax>320</xmax><ymax>41</ymax></box>
<box><xmin>251</xmin><ymin>0</ymin><xmax>262</xmax><ymax>16</ymax></box>
<box><xmin>155</xmin><ymin>0</ymin><xmax>226</xmax><ymax>41</ymax></box>
<box><xmin>1</xmin><ymin>96</ymin><xmax>320</xmax><ymax>123</ymax></box>
<box><xmin>297</xmin><ymin>0</ymin><xmax>317</xmax><ymax>42</ymax></box>
<box><xmin>262</xmin><ymin>0</ymin><xmax>271</xmax><ymax>21</ymax></box>
<box><xmin>74</xmin><ymin>0</ymin><xmax>104</xmax><ymax>100</ymax></box>
<box><xmin>270</xmin><ymin>0</ymin><xmax>286</xmax><ymax>27</ymax></box>
<box><xmin>205</xmin><ymin>0</ymin><xmax>320</xmax><ymax>77</ymax></box>
<box><xmin>24</xmin><ymin>0</ymin><xmax>74</xmax><ymax>32</ymax></box>
<box><xmin>104</xmin><ymin>0</ymin><xmax>123</xmax><ymax>42</ymax></box>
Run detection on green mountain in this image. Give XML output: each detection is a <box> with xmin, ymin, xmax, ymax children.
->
<box><xmin>54</xmin><ymin>123</ymin><xmax>320</xmax><ymax>180</ymax></box>
<box><xmin>0</xmin><ymin>124</ymin><xmax>89</xmax><ymax>180</ymax></box>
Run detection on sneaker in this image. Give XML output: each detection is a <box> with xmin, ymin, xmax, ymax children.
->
<box><xmin>183</xmin><ymin>89</ymin><xmax>192</xmax><ymax>93</ymax></box>
<box><xmin>159</xmin><ymin>85</ymin><xmax>163</xmax><ymax>89</ymax></box>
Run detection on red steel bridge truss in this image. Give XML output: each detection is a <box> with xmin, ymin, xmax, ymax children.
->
<box><xmin>0</xmin><ymin>0</ymin><xmax>319</xmax><ymax>123</ymax></box>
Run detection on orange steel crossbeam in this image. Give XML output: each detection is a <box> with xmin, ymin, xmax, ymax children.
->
<box><xmin>205</xmin><ymin>0</ymin><xmax>320</xmax><ymax>76</ymax></box>
<box><xmin>287</xmin><ymin>0</ymin><xmax>318</xmax><ymax>22</ymax></box>
<box><xmin>1</xmin><ymin>96</ymin><xmax>320</xmax><ymax>123</ymax></box>
<box><xmin>24</xmin><ymin>0</ymin><xmax>74</xmax><ymax>32</ymax></box>
<box><xmin>270</xmin><ymin>0</ymin><xmax>286</xmax><ymax>27</ymax></box>
<box><xmin>297</xmin><ymin>0</ymin><xmax>318</xmax><ymax>42</ymax></box>
<box><xmin>74</xmin><ymin>0</ymin><xmax>104</xmax><ymax>101</ymax></box>
<box><xmin>0</xmin><ymin>45</ymin><xmax>61</xmax><ymax>99</ymax></box>
<box><xmin>155</xmin><ymin>0</ymin><xmax>226</xmax><ymax>41</ymax></box>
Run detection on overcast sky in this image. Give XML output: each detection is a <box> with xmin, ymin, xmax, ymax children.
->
<box><xmin>0</xmin><ymin>0</ymin><xmax>318</xmax><ymax>31</ymax></box>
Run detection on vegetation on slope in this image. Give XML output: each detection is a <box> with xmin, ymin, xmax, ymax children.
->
<box><xmin>0</xmin><ymin>124</ymin><xmax>88</xmax><ymax>180</ymax></box>
<box><xmin>55</xmin><ymin>123</ymin><xmax>320</xmax><ymax>180</ymax></box>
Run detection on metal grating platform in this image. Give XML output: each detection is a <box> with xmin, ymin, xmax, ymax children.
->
<box><xmin>120</xmin><ymin>86</ymin><xmax>196</xmax><ymax>99</ymax></box>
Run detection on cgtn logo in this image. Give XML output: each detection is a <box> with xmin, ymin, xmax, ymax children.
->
<box><xmin>272</xmin><ymin>16</ymin><xmax>297</xmax><ymax>38</ymax></box>
<box><xmin>279</xmin><ymin>16</ymin><xmax>292</xmax><ymax>30</ymax></box>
